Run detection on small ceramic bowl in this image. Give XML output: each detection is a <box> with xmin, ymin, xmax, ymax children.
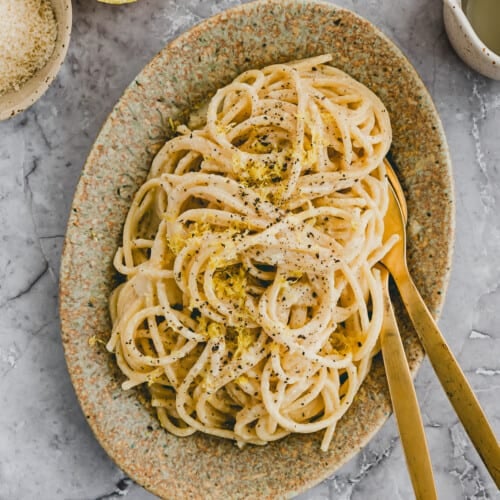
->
<box><xmin>0</xmin><ymin>0</ymin><xmax>72</xmax><ymax>121</ymax></box>
<box><xmin>443</xmin><ymin>0</ymin><xmax>500</xmax><ymax>80</ymax></box>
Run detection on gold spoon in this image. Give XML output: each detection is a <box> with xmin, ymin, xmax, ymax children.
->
<box><xmin>381</xmin><ymin>158</ymin><xmax>500</xmax><ymax>487</ymax></box>
<box><xmin>378</xmin><ymin>265</ymin><xmax>437</xmax><ymax>499</ymax></box>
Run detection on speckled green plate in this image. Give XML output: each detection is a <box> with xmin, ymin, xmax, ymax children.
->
<box><xmin>59</xmin><ymin>1</ymin><xmax>454</xmax><ymax>498</ymax></box>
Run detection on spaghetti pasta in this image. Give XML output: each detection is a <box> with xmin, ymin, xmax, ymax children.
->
<box><xmin>108</xmin><ymin>55</ymin><xmax>394</xmax><ymax>450</ymax></box>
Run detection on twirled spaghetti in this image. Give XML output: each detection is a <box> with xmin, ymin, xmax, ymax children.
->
<box><xmin>108</xmin><ymin>55</ymin><xmax>394</xmax><ymax>450</ymax></box>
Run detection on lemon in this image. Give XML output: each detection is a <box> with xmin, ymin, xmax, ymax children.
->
<box><xmin>98</xmin><ymin>0</ymin><xmax>136</xmax><ymax>4</ymax></box>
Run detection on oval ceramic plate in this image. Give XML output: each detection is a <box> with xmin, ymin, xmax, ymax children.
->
<box><xmin>60</xmin><ymin>1</ymin><xmax>454</xmax><ymax>498</ymax></box>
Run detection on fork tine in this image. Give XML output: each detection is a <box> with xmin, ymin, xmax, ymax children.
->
<box><xmin>384</xmin><ymin>157</ymin><xmax>408</xmax><ymax>223</ymax></box>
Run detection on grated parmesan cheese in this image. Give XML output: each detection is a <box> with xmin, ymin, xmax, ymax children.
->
<box><xmin>0</xmin><ymin>0</ymin><xmax>58</xmax><ymax>96</ymax></box>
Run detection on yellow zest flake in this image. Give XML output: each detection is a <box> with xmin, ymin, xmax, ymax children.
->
<box><xmin>213</xmin><ymin>265</ymin><xmax>247</xmax><ymax>303</ymax></box>
<box><xmin>320</xmin><ymin>110</ymin><xmax>332</xmax><ymax>127</ymax></box>
<box><xmin>162</xmin><ymin>213</ymin><xmax>176</xmax><ymax>224</ymax></box>
<box><xmin>196</xmin><ymin>316</ymin><xmax>209</xmax><ymax>334</ymax></box>
<box><xmin>207</xmin><ymin>322</ymin><xmax>225</xmax><ymax>338</ymax></box>
<box><xmin>208</xmin><ymin>241</ymin><xmax>236</xmax><ymax>270</ymax></box>
<box><xmin>227</xmin><ymin>219</ymin><xmax>250</xmax><ymax>233</ymax></box>
<box><xmin>167</xmin><ymin>234</ymin><xmax>185</xmax><ymax>255</ymax></box>
<box><xmin>168</xmin><ymin>117</ymin><xmax>181</xmax><ymax>133</ymax></box>
<box><xmin>247</xmin><ymin>160</ymin><xmax>269</xmax><ymax>182</ymax></box>
<box><xmin>188</xmin><ymin>221</ymin><xmax>211</xmax><ymax>238</ymax></box>
<box><xmin>196</xmin><ymin>317</ymin><xmax>224</xmax><ymax>340</ymax></box>
<box><xmin>202</xmin><ymin>156</ymin><xmax>216</xmax><ymax>166</ymax></box>
<box><xmin>147</xmin><ymin>374</ymin><xmax>163</xmax><ymax>386</ymax></box>
<box><xmin>302</xmin><ymin>147</ymin><xmax>317</xmax><ymax>169</ymax></box>
<box><xmin>215</xmin><ymin>121</ymin><xmax>234</xmax><ymax>135</ymax></box>
<box><xmin>88</xmin><ymin>335</ymin><xmax>105</xmax><ymax>347</ymax></box>
<box><xmin>231</xmin><ymin>153</ymin><xmax>245</xmax><ymax>173</ymax></box>
<box><xmin>207</xmin><ymin>256</ymin><xmax>220</xmax><ymax>271</ymax></box>
<box><xmin>236</xmin><ymin>374</ymin><xmax>249</xmax><ymax>386</ymax></box>
<box><xmin>233</xmin><ymin>151</ymin><xmax>286</xmax><ymax>190</ymax></box>
<box><xmin>329</xmin><ymin>332</ymin><xmax>362</xmax><ymax>355</ymax></box>
<box><xmin>234</xmin><ymin>327</ymin><xmax>254</xmax><ymax>358</ymax></box>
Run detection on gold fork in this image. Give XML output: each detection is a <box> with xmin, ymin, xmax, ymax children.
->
<box><xmin>382</xmin><ymin>158</ymin><xmax>500</xmax><ymax>487</ymax></box>
<box><xmin>378</xmin><ymin>264</ymin><xmax>437</xmax><ymax>499</ymax></box>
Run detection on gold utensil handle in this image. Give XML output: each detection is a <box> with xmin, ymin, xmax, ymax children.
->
<box><xmin>381</xmin><ymin>278</ymin><xmax>437</xmax><ymax>500</ymax></box>
<box><xmin>393</xmin><ymin>270</ymin><xmax>500</xmax><ymax>487</ymax></box>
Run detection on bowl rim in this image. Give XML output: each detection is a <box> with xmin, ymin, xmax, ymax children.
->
<box><xmin>59</xmin><ymin>0</ymin><xmax>454</xmax><ymax>497</ymax></box>
<box><xmin>443</xmin><ymin>0</ymin><xmax>500</xmax><ymax>79</ymax></box>
<box><xmin>0</xmin><ymin>0</ymin><xmax>72</xmax><ymax>121</ymax></box>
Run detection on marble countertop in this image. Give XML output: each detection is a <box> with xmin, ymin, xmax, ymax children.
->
<box><xmin>1</xmin><ymin>0</ymin><xmax>499</xmax><ymax>498</ymax></box>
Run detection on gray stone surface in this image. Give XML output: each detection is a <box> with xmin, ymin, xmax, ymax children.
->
<box><xmin>0</xmin><ymin>0</ymin><xmax>499</xmax><ymax>498</ymax></box>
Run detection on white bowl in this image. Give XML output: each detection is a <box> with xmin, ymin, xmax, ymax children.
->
<box><xmin>443</xmin><ymin>0</ymin><xmax>500</xmax><ymax>80</ymax></box>
<box><xmin>0</xmin><ymin>0</ymin><xmax>72</xmax><ymax>121</ymax></box>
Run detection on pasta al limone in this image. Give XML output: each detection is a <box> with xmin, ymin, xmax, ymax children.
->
<box><xmin>108</xmin><ymin>55</ymin><xmax>394</xmax><ymax>450</ymax></box>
